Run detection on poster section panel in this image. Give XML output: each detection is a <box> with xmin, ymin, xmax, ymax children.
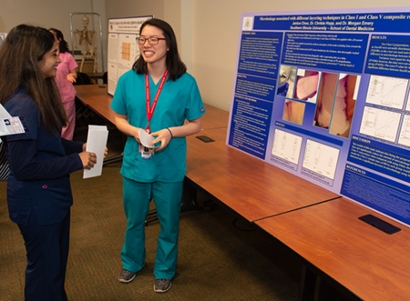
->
<box><xmin>107</xmin><ymin>16</ymin><xmax>153</xmax><ymax>95</ymax></box>
<box><xmin>228</xmin><ymin>9</ymin><xmax>410</xmax><ymax>226</ymax></box>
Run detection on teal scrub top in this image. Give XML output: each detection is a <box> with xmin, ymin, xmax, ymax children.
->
<box><xmin>111</xmin><ymin>70</ymin><xmax>206</xmax><ymax>183</ymax></box>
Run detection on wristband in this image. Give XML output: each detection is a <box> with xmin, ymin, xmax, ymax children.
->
<box><xmin>166</xmin><ymin>127</ymin><xmax>173</xmax><ymax>139</ymax></box>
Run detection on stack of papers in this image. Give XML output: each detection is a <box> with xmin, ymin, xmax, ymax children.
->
<box><xmin>84</xmin><ymin>125</ymin><xmax>109</xmax><ymax>179</ymax></box>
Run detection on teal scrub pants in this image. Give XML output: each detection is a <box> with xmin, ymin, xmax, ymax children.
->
<box><xmin>121</xmin><ymin>177</ymin><xmax>183</xmax><ymax>279</ymax></box>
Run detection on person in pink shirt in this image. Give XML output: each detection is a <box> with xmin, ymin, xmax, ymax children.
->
<box><xmin>50</xmin><ymin>28</ymin><xmax>78</xmax><ymax>140</ymax></box>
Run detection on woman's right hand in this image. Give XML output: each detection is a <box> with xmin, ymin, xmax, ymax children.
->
<box><xmin>133</xmin><ymin>127</ymin><xmax>142</xmax><ymax>144</ymax></box>
<box><xmin>78</xmin><ymin>152</ymin><xmax>97</xmax><ymax>169</ymax></box>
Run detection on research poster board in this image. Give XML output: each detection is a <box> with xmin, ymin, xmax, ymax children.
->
<box><xmin>228</xmin><ymin>7</ymin><xmax>410</xmax><ymax>226</ymax></box>
<box><xmin>107</xmin><ymin>15</ymin><xmax>153</xmax><ymax>95</ymax></box>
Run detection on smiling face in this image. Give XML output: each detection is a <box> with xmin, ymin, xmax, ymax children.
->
<box><xmin>38</xmin><ymin>39</ymin><xmax>61</xmax><ymax>79</ymax></box>
<box><xmin>138</xmin><ymin>25</ymin><xmax>168</xmax><ymax>68</ymax></box>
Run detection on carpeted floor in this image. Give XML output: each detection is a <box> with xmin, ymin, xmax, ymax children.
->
<box><xmin>0</xmin><ymin>119</ymin><xmax>303</xmax><ymax>301</ymax></box>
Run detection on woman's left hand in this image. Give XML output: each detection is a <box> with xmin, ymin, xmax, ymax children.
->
<box><xmin>67</xmin><ymin>73</ymin><xmax>76</xmax><ymax>83</ymax></box>
<box><xmin>150</xmin><ymin>128</ymin><xmax>173</xmax><ymax>151</ymax></box>
<box><xmin>82</xmin><ymin>143</ymin><xmax>108</xmax><ymax>158</ymax></box>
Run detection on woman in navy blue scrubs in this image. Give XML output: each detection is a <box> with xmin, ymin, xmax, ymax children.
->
<box><xmin>0</xmin><ymin>24</ymin><xmax>100</xmax><ymax>301</ymax></box>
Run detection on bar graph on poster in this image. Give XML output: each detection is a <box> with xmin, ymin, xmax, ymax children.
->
<box><xmin>227</xmin><ymin>7</ymin><xmax>410</xmax><ymax>226</ymax></box>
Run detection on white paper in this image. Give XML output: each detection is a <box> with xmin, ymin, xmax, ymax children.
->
<box><xmin>0</xmin><ymin>103</ymin><xmax>12</xmax><ymax>119</ymax></box>
<box><xmin>138</xmin><ymin>128</ymin><xmax>158</xmax><ymax>148</ymax></box>
<box><xmin>83</xmin><ymin>125</ymin><xmax>109</xmax><ymax>179</ymax></box>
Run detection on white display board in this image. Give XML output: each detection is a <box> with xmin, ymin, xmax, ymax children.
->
<box><xmin>107</xmin><ymin>15</ymin><xmax>153</xmax><ymax>95</ymax></box>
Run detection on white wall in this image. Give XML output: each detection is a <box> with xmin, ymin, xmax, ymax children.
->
<box><xmin>104</xmin><ymin>0</ymin><xmax>164</xmax><ymax>20</ymax></box>
<box><xmin>103</xmin><ymin>0</ymin><xmax>410</xmax><ymax>111</ymax></box>
<box><xmin>0</xmin><ymin>0</ymin><xmax>106</xmax><ymax>72</ymax></box>
<box><xmin>4</xmin><ymin>0</ymin><xmax>410</xmax><ymax>111</ymax></box>
<box><xmin>190</xmin><ymin>1</ymin><xmax>410</xmax><ymax>111</ymax></box>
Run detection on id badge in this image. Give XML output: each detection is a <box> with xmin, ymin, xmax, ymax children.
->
<box><xmin>140</xmin><ymin>145</ymin><xmax>154</xmax><ymax>159</ymax></box>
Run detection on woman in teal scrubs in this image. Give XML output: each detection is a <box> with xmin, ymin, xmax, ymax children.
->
<box><xmin>111</xmin><ymin>18</ymin><xmax>205</xmax><ymax>293</ymax></box>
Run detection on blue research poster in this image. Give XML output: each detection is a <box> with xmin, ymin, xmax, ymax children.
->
<box><xmin>227</xmin><ymin>8</ymin><xmax>410</xmax><ymax>226</ymax></box>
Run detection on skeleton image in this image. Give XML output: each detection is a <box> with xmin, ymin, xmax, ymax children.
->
<box><xmin>74</xmin><ymin>15</ymin><xmax>97</xmax><ymax>72</ymax></box>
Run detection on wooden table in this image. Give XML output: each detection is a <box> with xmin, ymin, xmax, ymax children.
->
<box><xmin>186</xmin><ymin>127</ymin><xmax>339</xmax><ymax>222</ymax></box>
<box><xmin>75</xmin><ymin>84</ymin><xmax>115</xmax><ymax>124</ymax></box>
<box><xmin>74</xmin><ymin>84</ymin><xmax>229</xmax><ymax>130</ymax></box>
<box><xmin>75</xmin><ymin>84</ymin><xmax>338</xmax><ymax>221</ymax></box>
<box><xmin>75</xmin><ymin>84</ymin><xmax>352</xmax><ymax>298</ymax></box>
<box><xmin>200</xmin><ymin>104</ymin><xmax>229</xmax><ymax>129</ymax></box>
<box><xmin>255</xmin><ymin>197</ymin><xmax>410</xmax><ymax>301</ymax></box>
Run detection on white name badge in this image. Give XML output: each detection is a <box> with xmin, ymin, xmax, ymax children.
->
<box><xmin>0</xmin><ymin>116</ymin><xmax>25</xmax><ymax>136</ymax></box>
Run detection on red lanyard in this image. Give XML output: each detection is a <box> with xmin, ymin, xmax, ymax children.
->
<box><xmin>145</xmin><ymin>70</ymin><xmax>168</xmax><ymax>132</ymax></box>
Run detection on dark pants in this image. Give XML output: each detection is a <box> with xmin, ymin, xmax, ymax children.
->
<box><xmin>18</xmin><ymin>209</ymin><xmax>70</xmax><ymax>301</ymax></box>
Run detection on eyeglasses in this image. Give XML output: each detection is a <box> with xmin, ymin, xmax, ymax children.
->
<box><xmin>136</xmin><ymin>37</ymin><xmax>166</xmax><ymax>45</ymax></box>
